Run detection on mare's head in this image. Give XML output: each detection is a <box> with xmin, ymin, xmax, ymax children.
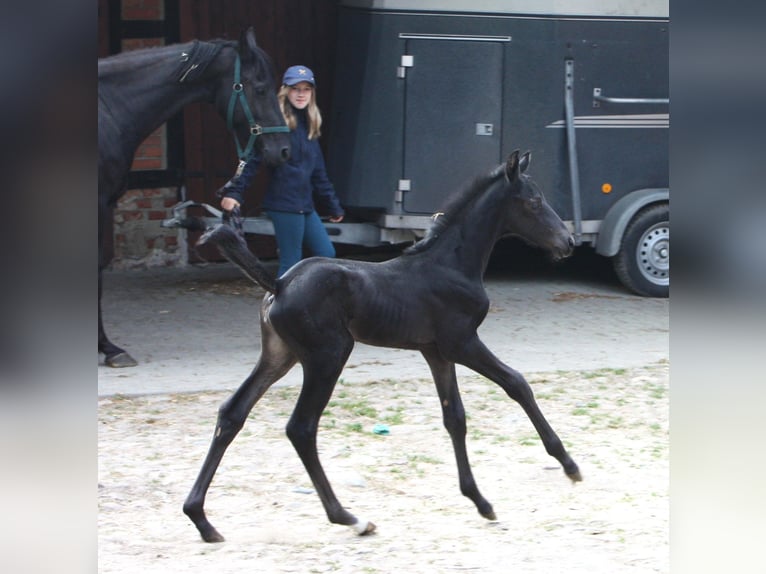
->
<box><xmin>498</xmin><ymin>150</ymin><xmax>574</xmax><ymax>261</ymax></box>
<box><xmin>213</xmin><ymin>27</ymin><xmax>290</xmax><ymax>166</ymax></box>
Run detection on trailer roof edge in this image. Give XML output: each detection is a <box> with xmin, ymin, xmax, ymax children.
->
<box><xmin>341</xmin><ymin>0</ymin><xmax>669</xmax><ymax>19</ymax></box>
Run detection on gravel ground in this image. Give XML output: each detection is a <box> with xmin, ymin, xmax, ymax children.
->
<box><xmin>99</xmin><ymin>362</ymin><xmax>668</xmax><ymax>573</ymax></box>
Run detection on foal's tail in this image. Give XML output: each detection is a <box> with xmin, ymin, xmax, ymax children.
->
<box><xmin>197</xmin><ymin>224</ymin><xmax>277</xmax><ymax>293</ymax></box>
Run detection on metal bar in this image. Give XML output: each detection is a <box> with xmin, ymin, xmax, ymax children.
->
<box><xmin>593</xmin><ymin>88</ymin><xmax>669</xmax><ymax>107</ymax></box>
<box><xmin>399</xmin><ymin>33</ymin><xmax>511</xmax><ymax>42</ymax></box>
<box><xmin>564</xmin><ymin>60</ymin><xmax>583</xmax><ymax>244</ymax></box>
<box><xmin>161</xmin><ymin>202</ymin><xmax>384</xmax><ymax>247</ymax></box>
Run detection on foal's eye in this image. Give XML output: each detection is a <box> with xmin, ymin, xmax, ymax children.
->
<box><xmin>528</xmin><ymin>197</ymin><xmax>542</xmax><ymax>211</ymax></box>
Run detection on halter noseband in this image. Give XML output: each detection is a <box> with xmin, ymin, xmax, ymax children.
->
<box><xmin>226</xmin><ymin>53</ymin><xmax>289</xmax><ymax>168</ymax></box>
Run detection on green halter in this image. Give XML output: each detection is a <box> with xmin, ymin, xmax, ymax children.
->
<box><xmin>226</xmin><ymin>54</ymin><xmax>289</xmax><ymax>164</ymax></box>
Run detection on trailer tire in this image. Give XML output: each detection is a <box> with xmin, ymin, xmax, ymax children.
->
<box><xmin>613</xmin><ymin>203</ymin><xmax>669</xmax><ymax>297</ymax></box>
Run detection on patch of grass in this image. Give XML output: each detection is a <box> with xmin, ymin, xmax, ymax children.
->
<box><xmin>492</xmin><ymin>434</ymin><xmax>512</xmax><ymax>445</ymax></box>
<box><xmin>518</xmin><ymin>434</ymin><xmax>538</xmax><ymax>446</ymax></box>
<box><xmin>345</xmin><ymin>422</ymin><xmax>364</xmax><ymax>433</ymax></box>
<box><xmin>321</xmin><ymin>418</ymin><xmax>337</xmax><ymax>430</ymax></box>
<box><xmin>408</xmin><ymin>453</ymin><xmax>441</xmax><ymax>465</ymax></box>
<box><xmin>407</xmin><ymin>453</ymin><xmax>442</xmax><ymax>477</ymax></box>
<box><xmin>606</xmin><ymin>416</ymin><xmax>625</xmax><ymax>429</ymax></box>
<box><xmin>338</xmin><ymin>399</ymin><xmax>379</xmax><ymax>419</ymax></box>
<box><xmin>382</xmin><ymin>408</ymin><xmax>405</xmax><ymax>425</ymax></box>
<box><xmin>273</xmin><ymin>388</ymin><xmax>295</xmax><ymax>401</ymax></box>
<box><xmin>644</xmin><ymin>381</ymin><xmax>667</xmax><ymax>399</ymax></box>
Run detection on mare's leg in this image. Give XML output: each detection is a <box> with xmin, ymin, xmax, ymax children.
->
<box><xmin>453</xmin><ymin>336</ymin><xmax>581</xmax><ymax>482</ymax></box>
<box><xmin>285</xmin><ymin>338</ymin><xmax>376</xmax><ymax>535</ymax></box>
<box><xmin>421</xmin><ymin>346</ymin><xmax>496</xmax><ymax>520</ymax></box>
<box><xmin>98</xmin><ymin>202</ymin><xmax>136</xmax><ymax>367</ymax></box>
<box><xmin>184</xmin><ymin>312</ymin><xmax>297</xmax><ymax>543</ymax></box>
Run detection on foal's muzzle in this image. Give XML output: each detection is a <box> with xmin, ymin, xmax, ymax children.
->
<box><xmin>552</xmin><ymin>234</ymin><xmax>576</xmax><ymax>261</ymax></box>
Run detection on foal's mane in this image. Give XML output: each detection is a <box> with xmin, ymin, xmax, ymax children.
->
<box><xmin>404</xmin><ymin>167</ymin><xmax>506</xmax><ymax>255</ymax></box>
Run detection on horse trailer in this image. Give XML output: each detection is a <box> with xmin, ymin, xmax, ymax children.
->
<box><xmin>323</xmin><ymin>0</ymin><xmax>669</xmax><ymax>296</ymax></box>
<box><xmin>165</xmin><ymin>0</ymin><xmax>669</xmax><ymax>296</ymax></box>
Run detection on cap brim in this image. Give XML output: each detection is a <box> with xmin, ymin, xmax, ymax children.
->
<box><xmin>284</xmin><ymin>79</ymin><xmax>315</xmax><ymax>86</ymax></box>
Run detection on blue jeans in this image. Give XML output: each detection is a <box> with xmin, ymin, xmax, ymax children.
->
<box><xmin>266</xmin><ymin>210</ymin><xmax>336</xmax><ymax>277</ymax></box>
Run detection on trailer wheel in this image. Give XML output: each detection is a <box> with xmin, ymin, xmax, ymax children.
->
<box><xmin>613</xmin><ymin>204</ymin><xmax>669</xmax><ymax>297</ymax></box>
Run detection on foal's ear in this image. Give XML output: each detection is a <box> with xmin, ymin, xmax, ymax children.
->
<box><xmin>504</xmin><ymin>150</ymin><xmax>532</xmax><ymax>181</ymax></box>
<box><xmin>505</xmin><ymin>150</ymin><xmax>521</xmax><ymax>181</ymax></box>
<box><xmin>519</xmin><ymin>151</ymin><xmax>531</xmax><ymax>173</ymax></box>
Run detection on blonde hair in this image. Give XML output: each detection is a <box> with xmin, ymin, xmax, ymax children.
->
<box><xmin>278</xmin><ymin>84</ymin><xmax>322</xmax><ymax>140</ymax></box>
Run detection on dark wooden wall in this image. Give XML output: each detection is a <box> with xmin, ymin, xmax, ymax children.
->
<box><xmin>99</xmin><ymin>0</ymin><xmax>341</xmax><ymax>260</ymax></box>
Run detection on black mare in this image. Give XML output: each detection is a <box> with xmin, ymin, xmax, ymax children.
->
<box><xmin>98</xmin><ymin>28</ymin><xmax>290</xmax><ymax>367</ymax></box>
<box><xmin>185</xmin><ymin>151</ymin><xmax>582</xmax><ymax>542</ymax></box>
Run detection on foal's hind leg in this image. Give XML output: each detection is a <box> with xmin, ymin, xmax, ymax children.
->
<box><xmin>455</xmin><ymin>336</ymin><xmax>581</xmax><ymax>482</ymax></box>
<box><xmin>421</xmin><ymin>346</ymin><xmax>496</xmax><ymax>520</ymax></box>
<box><xmin>285</xmin><ymin>340</ymin><xmax>376</xmax><ymax>535</ymax></box>
<box><xmin>183</xmin><ymin>317</ymin><xmax>297</xmax><ymax>543</ymax></box>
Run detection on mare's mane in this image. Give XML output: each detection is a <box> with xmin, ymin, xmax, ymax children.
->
<box><xmin>404</xmin><ymin>167</ymin><xmax>506</xmax><ymax>255</ymax></box>
<box><xmin>98</xmin><ymin>38</ymin><xmax>276</xmax><ymax>85</ymax></box>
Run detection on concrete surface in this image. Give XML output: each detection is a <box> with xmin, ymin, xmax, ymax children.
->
<box><xmin>98</xmin><ymin>250</ymin><xmax>668</xmax><ymax>396</ymax></box>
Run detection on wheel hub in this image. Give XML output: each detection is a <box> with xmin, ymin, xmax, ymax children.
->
<box><xmin>637</xmin><ymin>223</ymin><xmax>669</xmax><ymax>285</ymax></box>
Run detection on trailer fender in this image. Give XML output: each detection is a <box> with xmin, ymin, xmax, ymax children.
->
<box><xmin>594</xmin><ymin>188</ymin><xmax>669</xmax><ymax>257</ymax></box>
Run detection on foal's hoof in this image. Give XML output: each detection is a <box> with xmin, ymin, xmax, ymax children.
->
<box><xmin>200</xmin><ymin>525</ymin><xmax>225</xmax><ymax>543</ymax></box>
<box><xmin>481</xmin><ymin>509</ymin><xmax>497</xmax><ymax>521</ymax></box>
<box><xmin>202</xmin><ymin>528</ymin><xmax>226</xmax><ymax>543</ymax></box>
<box><xmin>353</xmin><ymin>519</ymin><xmax>377</xmax><ymax>536</ymax></box>
<box><xmin>105</xmin><ymin>351</ymin><xmax>138</xmax><ymax>368</ymax></box>
<box><xmin>566</xmin><ymin>469</ymin><xmax>583</xmax><ymax>483</ymax></box>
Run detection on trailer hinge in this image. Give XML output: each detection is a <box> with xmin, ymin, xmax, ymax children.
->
<box><xmin>395</xmin><ymin>179</ymin><xmax>411</xmax><ymax>204</ymax></box>
<box><xmin>397</xmin><ymin>55</ymin><xmax>414</xmax><ymax>78</ymax></box>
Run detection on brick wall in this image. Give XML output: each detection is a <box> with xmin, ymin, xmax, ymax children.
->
<box><xmin>111</xmin><ymin>0</ymin><xmax>184</xmax><ymax>269</ymax></box>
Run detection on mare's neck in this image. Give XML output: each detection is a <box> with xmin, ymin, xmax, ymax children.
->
<box><xmin>100</xmin><ymin>41</ymin><xmax>232</xmax><ymax>149</ymax></box>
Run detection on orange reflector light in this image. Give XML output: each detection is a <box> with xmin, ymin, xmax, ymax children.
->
<box><xmin>601</xmin><ymin>183</ymin><xmax>613</xmax><ymax>194</ymax></box>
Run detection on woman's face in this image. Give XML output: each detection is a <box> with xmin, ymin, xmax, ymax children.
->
<box><xmin>287</xmin><ymin>82</ymin><xmax>313</xmax><ymax>110</ymax></box>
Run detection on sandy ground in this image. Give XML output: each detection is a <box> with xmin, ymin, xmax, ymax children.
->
<box><xmin>98</xmin><ymin>255</ymin><xmax>668</xmax><ymax>573</ymax></box>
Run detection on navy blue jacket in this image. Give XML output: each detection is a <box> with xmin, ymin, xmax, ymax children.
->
<box><xmin>219</xmin><ymin>108</ymin><xmax>344</xmax><ymax>217</ymax></box>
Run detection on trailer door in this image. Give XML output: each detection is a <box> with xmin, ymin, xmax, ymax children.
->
<box><xmin>402</xmin><ymin>37</ymin><xmax>504</xmax><ymax>213</ymax></box>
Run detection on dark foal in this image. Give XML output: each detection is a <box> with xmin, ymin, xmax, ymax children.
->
<box><xmin>98</xmin><ymin>27</ymin><xmax>290</xmax><ymax>367</ymax></box>
<box><xmin>184</xmin><ymin>151</ymin><xmax>581</xmax><ymax>542</ymax></box>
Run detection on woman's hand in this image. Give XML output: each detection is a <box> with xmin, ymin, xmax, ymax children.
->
<box><xmin>221</xmin><ymin>197</ymin><xmax>240</xmax><ymax>212</ymax></box>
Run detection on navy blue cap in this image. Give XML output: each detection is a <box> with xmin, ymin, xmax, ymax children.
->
<box><xmin>282</xmin><ymin>65</ymin><xmax>315</xmax><ymax>86</ymax></box>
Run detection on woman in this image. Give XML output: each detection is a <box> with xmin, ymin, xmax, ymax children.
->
<box><xmin>218</xmin><ymin>65</ymin><xmax>344</xmax><ymax>277</ymax></box>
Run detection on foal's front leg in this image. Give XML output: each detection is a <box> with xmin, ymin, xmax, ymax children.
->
<box><xmin>421</xmin><ymin>347</ymin><xmax>496</xmax><ymax>520</ymax></box>
<box><xmin>456</xmin><ymin>337</ymin><xmax>581</xmax><ymax>482</ymax></box>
